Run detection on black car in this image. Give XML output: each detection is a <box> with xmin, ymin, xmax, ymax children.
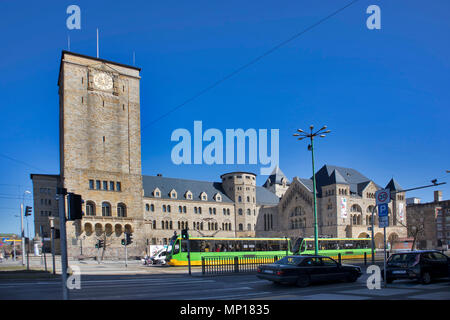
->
<box><xmin>257</xmin><ymin>255</ymin><xmax>362</xmax><ymax>287</ymax></box>
<box><xmin>383</xmin><ymin>250</ymin><xmax>450</xmax><ymax>284</ymax></box>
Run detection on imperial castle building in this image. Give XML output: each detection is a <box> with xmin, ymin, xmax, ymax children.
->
<box><xmin>31</xmin><ymin>52</ymin><xmax>406</xmax><ymax>258</ymax></box>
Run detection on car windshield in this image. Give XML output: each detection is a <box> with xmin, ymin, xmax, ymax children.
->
<box><xmin>388</xmin><ymin>253</ymin><xmax>420</xmax><ymax>264</ymax></box>
<box><xmin>274</xmin><ymin>256</ymin><xmax>304</xmax><ymax>266</ymax></box>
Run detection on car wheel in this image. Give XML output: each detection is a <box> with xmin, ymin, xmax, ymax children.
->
<box><xmin>420</xmin><ymin>272</ymin><xmax>431</xmax><ymax>285</ymax></box>
<box><xmin>296</xmin><ymin>275</ymin><xmax>310</xmax><ymax>288</ymax></box>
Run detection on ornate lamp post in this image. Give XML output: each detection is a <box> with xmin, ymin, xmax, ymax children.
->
<box><xmin>293</xmin><ymin>125</ymin><xmax>330</xmax><ymax>255</ymax></box>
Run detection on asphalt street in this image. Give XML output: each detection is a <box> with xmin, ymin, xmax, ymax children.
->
<box><xmin>0</xmin><ymin>263</ymin><xmax>449</xmax><ymax>300</ymax></box>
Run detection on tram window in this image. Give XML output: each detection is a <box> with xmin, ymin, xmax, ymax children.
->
<box><xmin>269</xmin><ymin>240</ymin><xmax>280</xmax><ymax>251</ymax></box>
<box><xmin>248</xmin><ymin>240</ymin><xmax>255</xmax><ymax>251</ymax></box>
<box><xmin>235</xmin><ymin>240</ymin><xmax>243</xmax><ymax>252</ymax></box>
<box><xmin>173</xmin><ymin>241</ymin><xmax>180</xmax><ymax>254</ymax></box>
<box><xmin>181</xmin><ymin>241</ymin><xmax>188</xmax><ymax>252</ymax></box>
<box><xmin>255</xmin><ymin>240</ymin><xmax>266</xmax><ymax>251</ymax></box>
<box><xmin>280</xmin><ymin>241</ymin><xmax>288</xmax><ymax>251</ymax></box>
<box><xmin>190</xmin><ymin>240</ymin><xmax>202</xmax><ymax>252</ymax></box>
<box><xmin>306</xmin><ymin>241</ymin><xmax>315</xmax><ymax>250</ymax></box>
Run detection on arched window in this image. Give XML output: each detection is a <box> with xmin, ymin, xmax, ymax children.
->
<box><xmin>247</xmin><ymin>223</ymin><xmax>251</xmax><ymax>231</ymax></box>
<box><xmin>247</xmin><ymin>209</ymin><xmax>251</xmax><ymax>215</ymax></box>
<box><xmin>86</xmin><ymin>201</ymin><xmax>96</xmax><ymax>216</ymax></box>
<box><xmin>247</xmin><ymin>196</ymin><xmax>250</xmax><ymax>202</ymax></box>
<box><xmin>167</xmin><ymin>205</ymin><xmax>171</xmax><ymax>213</ymax></box>
<box><xmin>194</xmin><ymin>207</ymin><xmax>198</xmax><ymax>214</ymax></box>
<box><xmin>183</xmin><ymin>206</ymin><xmax>187</xmax><ymax>213</ymax></box>
<box><xmin>239</xmin><ymin>223</ymin><xmax>243</xmax><ymax>231</ymax></box>
<box><xmin>145</xmin><ymin>204</ymin><xmax>149</xmax><ymax>211</ymax></box>
<box><xmin>238</xmin><ymin>196</ymin><xmax>242</xmax><ymax>202</ymax></box>
<box><xmin>102</xmin><ymin>202</ymin><xmax>111</xmax><ymax>216</ymax></box>
<box><xmin>238</xmin><ymin>208</ymin><xmax>243</xmax><ymax>215</ymax></box>
<box><xmin>117</xmin><ymin>203</ymin><xmax>126</xmax><ymax>217</ymax></box>
<box><xmin>162</xmin><ymin>205</ymin><xmax>167</xmax><ymax>212</ymax></box>
<box><xmin>198</xmin><ymin>207</ymin><xmax>202</xmax><ymax>214</ymax></box>
<box><xmin>150</xmin><ymin>204</ymin><xmax>155</xmax><ymax>212</ymax></box>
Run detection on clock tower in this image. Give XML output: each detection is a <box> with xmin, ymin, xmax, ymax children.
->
<box><xmin>58</xmin><ymin>51</ymin><xmax>144</xmax><ymax>257</ymax></box>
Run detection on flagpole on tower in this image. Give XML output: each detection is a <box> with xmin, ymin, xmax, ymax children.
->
<box><xmin>96</xmin><ymin>28</ymin><xmax>99</xmax><ymax>58</ymax></box>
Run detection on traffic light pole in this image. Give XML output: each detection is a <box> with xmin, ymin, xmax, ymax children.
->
<box><xmin>57</xmin><ymin>190</ymin><xmax>69</xmax><ymax>300</ymax></box>
<box><xmin>125</xmin><ymin>237</ymin><xmax>128</xmax><ymax>268</ymax></box>
<box><xmin>187</xmin><ymin>237</ymin><xmax>191</xmax><ymax>276</ymax></box>
<box><xmin>20</xmin><ymin>203</ymin><xmax>25</xmax><ymax>266</ymax></box>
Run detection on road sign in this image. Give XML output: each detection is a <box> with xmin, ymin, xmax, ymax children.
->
<box><xmin>379</xmin><ymin>215</ymin><xmax>389</xmax><ymax>228</ymax></box>
<box><xmin>378</xmin><ymin>203</ymin><xmax>389</xmax><ymax>217</ymax></box>
<box><xmin>375</xmin><ymin>189</ymin><xmax>391</xmax><ymax>205</ymax></box>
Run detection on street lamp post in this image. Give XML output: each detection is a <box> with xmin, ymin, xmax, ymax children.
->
<box><xmin>294</xmin><ymin>125</ymin><xmax>330</xmax><ymax>256</ymax></box>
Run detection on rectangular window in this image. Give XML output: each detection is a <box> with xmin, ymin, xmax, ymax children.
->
<box><xmin>103</xmin><ymin>181</ymin><xmax>108</xmax><ymax>190</ymax></box>
<box><xmin>96</xmin><ymin>180</ymin><xmax>101</xmax><ymax>190</ymax></box>
<box><xmin>116</xmin><ymin>182</ymin><xmax>121</xmax><ymax>192</ymax></box>
<box><xmin>110</xmin><ymin>181</ymin><xmax>115</xmax><ymax>191</ymax></box>
<box><xmin>89</xmin><ymin>180</ymin><xmax>94</xmax><ymax>189</ymax></box>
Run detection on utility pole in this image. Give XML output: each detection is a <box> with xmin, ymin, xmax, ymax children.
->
<box><xmin>57</xmin><ymin>188</ymin><xmax>69</xmax><ymax>300</ymax></box>
<box><xmin>49</xmin><ymin>217</ymin><xmax>56</xmax><ymax>275</ymax></box>
<box><xmin>20</xmin><ymin>203</ymin><xmax>24</xmax><ymax>266</ymax></box>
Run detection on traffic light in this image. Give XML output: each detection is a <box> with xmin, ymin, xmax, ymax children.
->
<box><xmin>96</xmin><ymin>240</ymin><xmax>104</xmax><ymax>249</ymax></box>
<box><xmin>121</xmin><ymin>239</ymin><xmax>125</xmax><ymax>246</ymax></box>
<box><xmin>125</xmin><ymin>233</ymin><xmax>133</xmax><ymax>245</ymax></box>
<box><xmin>25</xmin><ymin>206</ymin><xmax>32</xmax><ymax>217</ymax></box>
<box><xmin>67</xmin><ymin>193</ymin><xmax>83</xmax><ymax>221</ymax></box>
<box><xmin>181</xmin><ymin>228</ymin><xmax>189</xmax><ymax>240</ymax></box>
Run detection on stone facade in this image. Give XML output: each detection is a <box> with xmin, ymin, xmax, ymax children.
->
<box><xmin>31</xmin><ymin>51</ymin><xmax>408</xmax><ymax>260</ymax></box>
<box><xmin>406</xmin><ymin>191</ymin><xmax>450</xmax><ymax>249</ymax></box>
<box><xmin>256</xmin><ymin>166</ymin><xmax>408</xmax><ymax>249</ymax></box>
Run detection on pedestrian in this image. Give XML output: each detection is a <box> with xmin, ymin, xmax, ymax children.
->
<box><xmin>0</xmin><ymin>251</ymin><xmax>3</xmax><ymax>263</ymax></box>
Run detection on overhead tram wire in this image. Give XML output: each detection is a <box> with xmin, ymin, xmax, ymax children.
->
<box><xmin>0</xmin><ymin>153</ymin><xmax>43</xmax><ymax>172</ymax></box>
<box><xmin>137</xmin><ymin>0</ymin><xmax>360</xmax><ymax>134</ymax></box>
<box><xmin>0</xmin><ymin>1</ymin><xmax>361</xmax><ymax>178</ymax></box>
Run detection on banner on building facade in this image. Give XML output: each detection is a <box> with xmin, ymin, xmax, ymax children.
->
<box><xmin>340</xmin><ymin>198</ymin><xmax>348</xmax><ymax>218</ymax></box>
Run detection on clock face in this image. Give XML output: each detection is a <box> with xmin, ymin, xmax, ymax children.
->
<box><xmin>93</xmin><ymin>72</ymin><xmax>113</xmax><ymax>90</ymax></box>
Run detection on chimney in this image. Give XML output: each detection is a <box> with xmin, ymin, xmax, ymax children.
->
<box><xmin>434</xmin><ymin>190</ymin><xmax>442</xmax><ymax>203</ymax></box>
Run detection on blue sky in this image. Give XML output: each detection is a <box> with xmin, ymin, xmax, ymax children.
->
<box><xmin>0</xmin><ymin>0</ymin><xmax>449</xmax><ymax>235</ymax></box>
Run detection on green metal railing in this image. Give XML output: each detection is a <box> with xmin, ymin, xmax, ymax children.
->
<box><xmin>201</xmin><ymin>255</ymin><xmax>284</xmax><ymax>275</ymax></box>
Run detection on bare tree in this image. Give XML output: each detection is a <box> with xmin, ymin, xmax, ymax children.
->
<box><xmin>398</xmin><ymin>218</ymin><xmax>426</xmax><ymax>251</ymax></box>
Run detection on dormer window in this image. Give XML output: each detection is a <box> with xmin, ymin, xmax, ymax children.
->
<box><xmin>213</xmin><ymin>193</ymin><xmax>222</xmax><ymax>202</ymax></box>
<box><xmin>185</xmin><ymin>190</ymin><xmax>193</xmax><ymax>200</ymax></box>
<box><xmin>153</xmin><ymin>188</ymin><xmax>161</xmax><ymax>198</ymax></box>
<box><xmin>200</xmin><ymin>192</ymin><xmax>207</xmax><ymax>201</ymax></box>
<box><xmin>169</xmin><ymin>189</ymin><xmax>177</xmax><ymax>199</ymax></box>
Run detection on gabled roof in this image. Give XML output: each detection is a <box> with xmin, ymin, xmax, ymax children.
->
<box><xmin>312</xmin><ymin>165</ymin><xmax>378</xmax><ymax>197</ymax></box>
<box><xmin>330</xmin><ymin>169</ymin><xmax>348</xmax><ymax>185</ymax></box>
<box><xmin>385</xmin><ymin>178</ymin><xmax>403</xmax><ymax>192</ymax></box>
<box><xmin>142</xmin><ymin>175</ymin><xmax>280</xmax><ymax>206</ymax></box>
<box><xmin>263</xmin><ymin>165</ymin><xmax>290</xmax><ymax>187</ymax></box>
<box><xmin>143</xmin><ymin>175</ymin><xmax>232</xmax><ymax>203</ymax></box>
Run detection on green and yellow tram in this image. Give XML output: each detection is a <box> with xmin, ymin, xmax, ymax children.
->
<box><xmin>295</xmin><ymin>237</ymin><xmax>372</xmax><ymax>260</ymax></box>
<box><xmin>167</xmin><ymin>237</ymin><xmax>291</xmax><ymax>266</ymax></box>
<box><xmin>166</xmin><ymin>236</ymin><xmax>372</xmax><ymax>266</ymax></box>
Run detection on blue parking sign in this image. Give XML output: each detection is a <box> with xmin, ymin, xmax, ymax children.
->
<box><xmin>378</xmin><ymin>203</ymin><xmax>389</xmax><ymax>217</ymax></box>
